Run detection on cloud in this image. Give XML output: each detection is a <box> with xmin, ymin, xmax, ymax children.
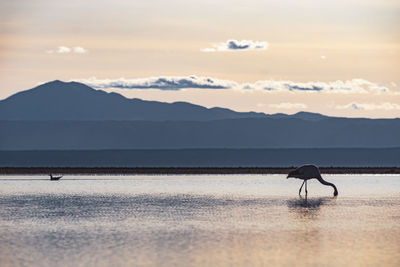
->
<box><xmin>201</xmin><ymin>39</ymin><xmax>268</xmax><ymax>52</ymax></box>
<box><xmin>46</xmin><ymin>46</ymin><xmax>87</xmax><ymax>54</ymax></box>
<box><xmin>269</xmin><ymin>103</ymin><xmax>308</xmax><ymax>109</ymax></box>
<box><xmin>336</xmin><ymin>102</ymin><xmax>400</xmax><ymax>111</ymax></box>
<box><xmin>72</xmin><ymin>46</ymin><xmax>87</xmax><ymax>53</ymax></box>
<box><xmin>74</xmin><ymin>76</ymin><xmax>390</xmax><ymax>94</ymax></box>
<box><xmin>75</xmin><ymin>76</ymin><xmax>238</xmax><ymax>90</ymax></box>
<box><xmin>243</xmin><ymin>79</ymin><xmax>389</xmax><ymax>93</ymax></box>
<box><xmin>57</xmin><ymin>46</ymin><xmax>71</xmax><ymax>53</ymax></box>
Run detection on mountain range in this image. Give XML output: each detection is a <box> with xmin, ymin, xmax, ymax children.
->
<box><xmin>0</xmin><ymin>80</ymin><xmax>289</xmax><ymax>121</ymax></box>
<box><xmin>1</xmin><ymin>80</ymin><xmax>399</xmax><ymax>150</ymax></box>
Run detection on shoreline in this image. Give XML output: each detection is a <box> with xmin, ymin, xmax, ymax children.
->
<box><xmin>1</xmin><ymin>167</ymin><xmax>400</xmax><ymax>175</ymax></box>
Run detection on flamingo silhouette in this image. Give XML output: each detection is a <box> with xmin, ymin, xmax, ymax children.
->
<box><xmin>287</xmin><ymin>165</ymin><xmax>338</xmax><ymax>196</ymax></box>
<box><xmin>49</xmin><ymin>174</ymin><xmax>63</xmax><ymax>181</ymax></box>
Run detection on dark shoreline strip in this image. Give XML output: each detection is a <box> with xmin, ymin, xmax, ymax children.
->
<box><xmin>1</xmin><ymin>167</ymin><xmax>400</xmax><ymax>175</ymax></box>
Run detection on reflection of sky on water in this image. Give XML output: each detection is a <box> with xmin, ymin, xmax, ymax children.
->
<box><xmin>0</xmin><ymin>175</ymin><xmax>399</xmax><ymax>266</ymax></box>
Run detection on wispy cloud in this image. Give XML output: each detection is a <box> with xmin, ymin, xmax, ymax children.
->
<box><xmin>46</xmin><ymin>46</ymin><xmax>87</xmax><ymax>54</ymax></box>
<box><xmin>74</xmin><ymin>76</ymin><xmax>390</xmax><ymax>94</ymax></box>
<box><xmin>55</xmin><ymin>46</ymin><xmax>71</xmax><ymax>53</ymax></box>
<box><xmin>72</xmin><ymin>46</ymin><xmax>87</xmax><ymax>53</ymax></box>
<box><xmin>201</xmin><ymin>39</ymin><xmax>268</xmax><ymax>52</ymax></box>
<box><xmin>269</xmin><ymin>103</ymin><xmax>308</xmax><ymax>109</ymax></box>
<box><xmin>336</xmin><ymin>102</ymin><xmax>400</xmax><ymax>110</ymax></box>
<box><xmin>75</xmin><ymin>76</ymin><xmax>237</xmax><ymax>90</ymax></box>
<box><xmin>242</xmin><ymin>79</ymin><xmax>389</xmax><ymax>93</ymax></box>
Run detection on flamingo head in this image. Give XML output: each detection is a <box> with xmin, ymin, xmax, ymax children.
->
<box><xmin>287</xmin><ymin>170</ymin><xmax>298</xmax><ymax>179</ymax></box>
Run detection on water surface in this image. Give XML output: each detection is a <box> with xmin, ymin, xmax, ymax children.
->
<box><xmin>0</xmin><ymin>175</ymin><xmax>399</xmax><ymax>266</ymax></box>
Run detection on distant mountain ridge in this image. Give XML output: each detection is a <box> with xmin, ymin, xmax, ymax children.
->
<box><xmin>1</xmin><ymin>119</ymin><xmax>400</xmax><ymax>150</ymax></box>
<box><xmin>0</xmin><ymin>80</ymin><xmax>327</xmax><ymax>121</ymax></box>
<box><xmin>1</xmin><ymin>80</ymin><xmax>400</xmax><ymax>150</ymax></box>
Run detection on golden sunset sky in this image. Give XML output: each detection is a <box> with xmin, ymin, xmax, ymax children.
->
<box><xmin>1</xmin><ymin>0</ymin><xmax>399</xmax><ymax>117</ymax></box>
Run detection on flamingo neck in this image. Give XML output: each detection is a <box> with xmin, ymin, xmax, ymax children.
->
<box><xmin>317</xmin><ymin>177</ymin><xmax>338</xmax><ymax>196</ymax></box>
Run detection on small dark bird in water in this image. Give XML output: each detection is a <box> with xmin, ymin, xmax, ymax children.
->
<box><xmin>50</xmin><ymin>174</ymin><xmax>63</xmax><ymax>181</ymax></box>
<box><xmin>287</xmin><ymin>165</ymin><xmax>338</xmax><ymax>196</ymax></box>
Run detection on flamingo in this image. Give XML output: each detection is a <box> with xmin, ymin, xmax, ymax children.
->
<box><xmin>49</xmin><ymin>174</ymin><xmax>63</xmax><ymax>181</ymax></box>
<box><xmin>287</xmin><ymin>165</ymin><xmax>338</xmax><ymax>196</ymax></box>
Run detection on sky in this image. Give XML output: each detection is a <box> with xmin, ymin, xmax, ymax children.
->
<box><xmin>0</xmin><ymin>0</ymin><xmax>399</xmax><ymax>118</ymax></box>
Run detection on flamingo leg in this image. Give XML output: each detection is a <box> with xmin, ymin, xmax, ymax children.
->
<box><xmin>299</xmin><ymin>180</ymin><xmax>305</xmax><ymax>195</ymax></box>
<box><xmin>305</xmin><ymin>180</ymin><xmax>308</xmax><ymax>196</ymax></box>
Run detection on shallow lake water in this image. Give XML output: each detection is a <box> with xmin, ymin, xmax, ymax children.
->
<box><xmin>0</xmin><ymin>175</ymin><xmax>399</xmax><ymax>266</ymax></box>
